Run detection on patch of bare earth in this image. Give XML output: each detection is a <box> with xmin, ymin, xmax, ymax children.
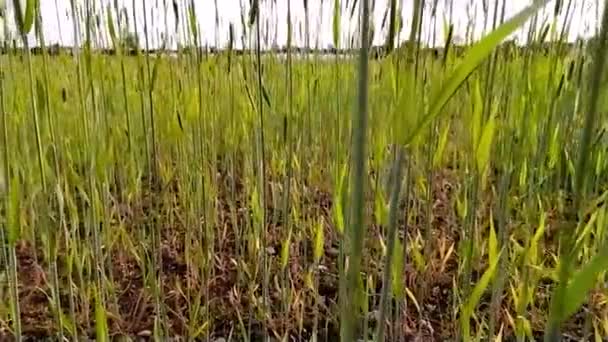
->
<box><xmin>3</xmin><ymin>168</ymin><xmax>605</xmax><ymax>341</ymax></box>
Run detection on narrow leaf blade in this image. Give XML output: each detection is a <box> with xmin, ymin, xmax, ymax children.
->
<box><xmin>404</xmin><ymin>0</ymin><xmax>550</xmax><ymax>145</ymax></box>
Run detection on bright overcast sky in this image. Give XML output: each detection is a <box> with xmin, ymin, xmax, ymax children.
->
<box><xmin>0</xmin><ymin>0</ymin><xmax>603</xmax><ymax>49</ymax></box>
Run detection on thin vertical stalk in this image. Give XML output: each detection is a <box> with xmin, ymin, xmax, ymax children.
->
<box><xmin>142</xmin><ymin>0</ymin><xmax>158</xmax><ymax>181</ymax></box>
<box><xmin>141</xmin><ymin>0</ymin><xmax>164</xmax><ymax>337</ymax></box>
<box><xmin>488</xmin><ymin>144</ymin><xmax>513</xmax><ymax>338</ymax></box>
<box><xmin>189</xmin><ymin>2</ymin><xmax>211</xmax><ymax>340</ymax></box>
<box><xmin>376</xmin><ymin>149</ymin><xmax>405</xmax><ymax>342</ymax></box>
<box><xmin>15</xmin><ymin>6</ymin><xmax>45</xmax><ymax>192</ymax></box>
<box><xmin>69</xmin><ymin>0</ymin><xmax>92</xmax><ymax>326</ymax></box>
<box><xmin>342</xmin><ymin>0</ymin><xmax>370</xmax><ymax>340</ymax></box>
<box><xmin>132</xmin><ymin>0</ymin><xmax>151</xmax><ymax>176</ymax></box>
<box><xmin>34</xmin><ymin>8</ymin><xmax>65</xmax><ymax>340</ymax></box>
<box><xmin>385</xmin><ymin>0</ymin><xmax>398</xmax><ymax>54</ymax></box>
<box><xmin>253</xmin><ymin>0</ymin><xmax>269</xmax><ymax>338</ymax></box>
<box><xmin>281</xmin><ymin>0</ymin><xmax>295</xmax><ymax>339</ymax></box>
<box><xmin>482</xmin><ymin>0</ymin><xmax>506</xmax><ymax>121</ymax></box>
<box><xmin>84</xmin><ymin>0</ymin><xmax>104</xmax><ymax>290</ymax></box>
<box><xmin>1</xmin><ymin>44</ymin><xmax>21</xmax><ymax>342</ymax></box>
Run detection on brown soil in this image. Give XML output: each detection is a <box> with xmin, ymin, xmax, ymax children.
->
<box><xmin>0</xmin><ymin>167</ymin><xmax>604</xmax><ymax>341</ymax></box>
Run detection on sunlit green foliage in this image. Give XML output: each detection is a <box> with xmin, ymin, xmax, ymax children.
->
<box><xmin>1</xmin><ymin>0</ymin><xmax>608</xmax><ymax>341</ymax></box>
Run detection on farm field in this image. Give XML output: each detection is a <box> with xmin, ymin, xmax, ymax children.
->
<box><xmin>2</xmin><ymin>1</ymin><xmax>608</xmax><ymax>341</ymax></box>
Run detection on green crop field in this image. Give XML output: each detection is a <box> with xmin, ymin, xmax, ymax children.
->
<box><xmin>1</xmin><ymin>0</ymin><xmax>608</xmax><ymax>341</ymax></box>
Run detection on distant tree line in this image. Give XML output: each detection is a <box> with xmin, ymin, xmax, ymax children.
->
<box><xmin>0</xmin><ymin>37</ymin><xmax>481</xmax><ymax>59</ymax></box>
<box><xmin>0</xmin><ymin>36</ymin><xmax>587</xmax><ymax>60</ymax></box>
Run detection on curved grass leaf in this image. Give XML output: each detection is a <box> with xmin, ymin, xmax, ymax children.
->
<box><xmin>94</xmin><ymin>289</ymin><xmax>109</xmax><ymax>342</ymax></box>
<box><xmin>333</xmin><ymin>0</ymin><xmax>341</xmax><ymax>48</ymax></box>
<box><xmin>191</xmin><ymin>322</ymin><xmax>210</xmax><ymax>339</ymax></box>
<box><xmin>171</xmin><ymin>0</ymin><xmax>179</xmax><ymax>31</ymax></box>
<box><xmin>404</xmin><ymin>0</ymin><xmax>551</xmax><ymax>146</ymax></box>
<box><xmin>528</xmin><ymin>212</ymin><xmax>547</xmax><ymax>266</ymax></box>
<box><xmin>249</xmin><ymin>0</ymin><xmax>259</xmax><ymax>26</ymax></box>
<box><xmin>349</xmin><ymin>0</ymin><xmax>358</xmax><ymax>20</ymax></box>
<box><xmin>332</xmin><ymin>163</ymin><xmax>348</xmax><ymax>235</ymax></box>
<box><xmin>460</xmin><ymin>250</ymin><xmax>502</xmax><ymax>339</ymax></box>
<box><xmin>432</xmin><ymin>121</ymin><xmax>450</xmax><ymax>168</ymax></box>
<box><xmin>261</xmin><ymin>84</ymin><xmax>272</xmax><ymax>108</ymax></box>
<box><xmin>547</xmin><ymin>2</ymin><xmax>608</xmax><ymax>339</ymax></box>
<box><xmin>476</xmin><ymin>114</ymin><xmax>496</xmax><ymax>174</ymax></box>
<box><xmin>391</xmin><ymin>237</ymin><xmax>404</xmax><ymax>299</ymax></box>
<box><xmin>517</xmin><ymin>316</ymin><xmax>534</xmax><ymax>340</ymax></box>
<box><xmin>573</xmin><ymin>212</ymin><xmax>598</xmax><ymax>253</ymax></box>
<box><xmin>11</xmin><ymin>0</ymin><xmax>24</xmax><ymax>34</ymax></box>
<box><xmin>538</xmin><ymin>22</ymin><xmax>550</xmax><ymax>43</ymax></box>
<box><xmin>374</xmin><ymin>191</ymin><xmax>388</xmax><ymax>226</ymax></box>
<box><xmin>106</xmin><ymin>5</ymin><xmax>118</xmax><ymax>51</ymax></box>
<box><xmin>22</xmin><ymin>0</ymin><xmax>36</xmax><ymax>34</ymax></box>
<box><xmin>280</xmin><ymin>227</ymin><xmax>292</xmax><ymax>270</ymax></box>
<box><xmin>188</xmin><ymin>1</ymin><xmax>198</xmax><ymax>42</ymax></box>
<box><xmin>495</xmin><ymin>324</ymin><xmax>504</xmax><ymax>342</ymax></box>
<box><xmin>560</xmin><ymin>245</ymin><xmax>608</xmax><ymax>322</ymax></box>
<box><xmin>554</xmin><ymin>0</ymin><xmax>563</xmax><ymax>16</ymax></box>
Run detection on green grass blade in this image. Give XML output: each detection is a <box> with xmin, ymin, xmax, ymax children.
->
<box><xmin>432</xmin><ymin>121</ymin><xmax>450</xmax><ymax>168</ymax></box>
<box><xmin>333</xmin><ymin>162</ymin><xmax>348</xmax><ymax>235</ymax></box>
<box><xmin>106</xmin><ymin>5</ymin><xmax>118</xmax><ymax>52</ymax></box>
<box><xmin>11</xmin><ymin>0</ymin><xmax>23</xmax><ymax>34</ymax></box>
<box><xmin>460</xmin><ymin>250</ymin><xmax>502</xmax><ymax>339</ymax></box>
<box><xmin>280</xmin><ymin>227</ymin><xmax>292</xmax><ymax>270</ymax></box>
<box><xmin>343</xmin><ymin>0</ymin><xmax>371</xmax><ymax>340</ymax></box>
<box><xmin>333</xmin><ymin>0</ymin><xmax>341</xmax><ymax>48</ymax></box>
<box><xmin>472</xmin><ymin>79</ymin><xmax>482</xmax><ymax>147</ymax></box>
<box><xmin>94</xmin><ymin>290</ymin><xmax>109</xmax><ymax>342</ymax></box>
<box><xmin>488</xmin><ymin>212</ymin><xmax>498</xmax><ymax>265</ymax></box>
<box><xmin>249</xmin><ymin>0</ymin><xmax>259</xmax><ymax>26</ymax></box>
<box><xmin>7</xmin><ymin>173</ymin><xmax>20</xmax><ymax>244</ymax></box>
<box><xmin>560</xmin><ymin>246</ymin><xmax>608</xmax><ymax>322</ymax></box>
<box><xmin>546</xmin><ymin>1</ymin><xmax>608</xmax><ymax>339</ymax></box>
<box><xmin>22</xmin><ymin>0</ymin><xmax>37</xmax><ymax>33</ymax></box>
<box><xmin>150</xmin><ymin>57</ymin><xmax>161</xmax><ymax>92</ymax></box>
<box><xmin>404</xmin><ymin>0</ymin><xmax>550</xmax><ymax>145</ymax></box>
<box><xmin>385</xmin><ymin>0</ymin><xmax>398</xmax><ymax>53</ymax></box>
<box><xmin>476</xmin><ymin>114</ymin><xmax>496</xmax><ymax>174</ymax></box>
<box><xmin>391</xmin><ymin>237</ymin><xmax>405</xmax><ymax>300</ymax></box>
<box><xmin>376</xmin><ymin>149</ymin><xmax>405</xmax><ymax>342</ymax></box>
<box><xmin>188</xmin><ymin>0</ymin><xmax>198</xmax><ymax>42</ymax></box>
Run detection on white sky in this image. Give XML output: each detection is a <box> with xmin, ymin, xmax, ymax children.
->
<box><xmin>0</xmin><ymin>0</ymin><xmax>603</xmax><ymax>49</ymax></box>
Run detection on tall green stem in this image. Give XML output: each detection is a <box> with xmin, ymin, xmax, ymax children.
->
<box><xmin>342</xmin><ymin>0</ymin><xmax>370</xmax><ymax>340</ymax></box>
